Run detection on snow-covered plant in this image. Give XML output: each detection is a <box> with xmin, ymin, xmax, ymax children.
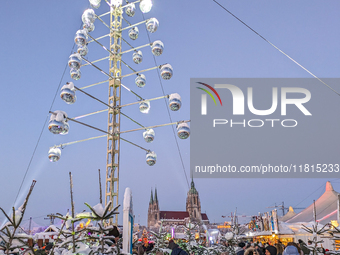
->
<box><xmin>75</xmin><ymin>201</ymin><xmax>121</xmax><ymax>255</ymax></box>
<box><xmin>0</xmin><ymin>180</ymin><xmax>36</xmax><ymax>255</ymax></box>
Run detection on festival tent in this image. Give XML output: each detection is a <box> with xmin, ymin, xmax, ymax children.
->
<box><xmin>285</xmin><ymin>181</ymin><xmax>339</xmax><ymax>225</ymax></box>
<box><xmin>279</xmin><ymin>206</ymin><xmax>296</xmax><ymax>222</ymax></box>
<box><xmin>283</xmin><ymin>222</ymin><xmax>334</xmax><ymax>250</ymax></box>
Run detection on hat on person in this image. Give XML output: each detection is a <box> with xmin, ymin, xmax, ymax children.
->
<box><xmin>265</xmin><ymin>245</ymin><xmax>277</xmax><ymax>255</ymax></box>
<box><xmin>238</xmin><ymin>242</ymin><xmax>246</xmax><ymax>248</ymax></box>
<box><xmin>283</xmin><ymin>246</ymin><xmax>299</xmax><ymax>255</ymax></box>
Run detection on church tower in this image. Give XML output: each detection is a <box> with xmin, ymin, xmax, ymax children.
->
<box><xmin>147</xmin><ymin>188</ymin><xmax>160</xmax><ymax>228</ymax></box>
<box><xmin>186</xmin><ymin>178</ymin><xmax>201</xmax><ymax>222</ymax></box>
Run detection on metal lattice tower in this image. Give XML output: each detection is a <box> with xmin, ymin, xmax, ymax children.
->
<box><xmin>47</xmin><ymin>0</ymin><xmax>190</xmax><ymax>227</ymax></box>
<box><xmin>105</xmin><ymin>3</ymin><xmax>122</xmax><ymax>225</ymax></box>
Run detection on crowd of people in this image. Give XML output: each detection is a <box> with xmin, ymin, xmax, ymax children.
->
<box><xmin>233</xmin><ymin>239</ymin><xmax>328</xmax><ymax>255</ymax></box>
<box><xmin>135</xmin><ymin>239</ymin><xmax>318</xmax><ymax>255</ymax></box>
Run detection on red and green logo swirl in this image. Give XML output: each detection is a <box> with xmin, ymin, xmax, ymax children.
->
<box><xmin>196</xmin><ymin>82</ymin><xmax>223</xmax><ymax>106</ymax></box>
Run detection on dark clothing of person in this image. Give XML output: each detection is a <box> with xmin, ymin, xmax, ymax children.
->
<box><xmin>171</xmin><ymin>247</ymin><xmax>189</xmax><ymax>255</ymax></box>
<box><xmin>108</xmin><ymin>226</ymin><xmax>120</xmax><ymax>238</ymax></box>
<box><xmin>298</xmin><ymin>240</ymin><xmax>310</xmax><ymax>255</ymax></box>
<box><xmin>168</xmin><ymin>240</ymin><xmax>188</xmax><ymax>255</ymax></box>
<box><xmin>256</xmin><ymin>248</ymin><xmax>264</xmax><ymax>255</ymax></box>
<box><xmin>300</xmin><ymin>244</ymin><xmax>310</xmax><ymax>255</ymax></box>
<box><xmin>106</xmin><ymin>226</ymin><xmax>120</xmax><ymax>245</ymax></box>
<box><xmin>266</xmin><ymin>246</ymin><xmax>277</xmax><ymax>255</ymax></box>
<box><xmin>237</xmin><ymin>250</ymin><xmax>245</xmax><ymax>255</ymax></box>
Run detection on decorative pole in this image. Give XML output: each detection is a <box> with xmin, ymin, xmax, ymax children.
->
<box><xmin>105</xmin><ymin>1</ymin><xmax>123</xmax><ymax>225</ymax></box>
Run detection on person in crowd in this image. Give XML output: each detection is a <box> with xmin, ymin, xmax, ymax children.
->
<box><xmin>254</xmin><ymin>243</ymin><xmax>264</xmax><ymax>255</ymax></box>
<box><xmin>107</xmin><ymin>226</ymin><xmax>120</xmax><ymax>246</ymax></box>
<box><xmin>168</xmin><ymin>239</ymin><xmax>188</xmax><ymax>255</ymax></box>
<box><xmin>265</xmin><ymin>245</ymin><xmax>277</xmax><ymax>255</ymax></box>
<box><xmin>320</xmin><ymin>244</ymin><xmax>326</xmax><ymax>255</ymax></box>
<box><xmin>245</xmin><ymin>246</ymin><xmax>255</xmax><ymax>255</ymax></box>
<box><xmin>275</xmin><ymin>243</ymin><xmax>284</xmax><ymax>255</ymax></box>
<box><xmin>259</xmin><ymin>243</ymin><xmax>266</xmax><ymax>255</ymax></box>
<box><xmin>236</xmin><ymin>242</ymin><xmax>246</xmax><ymax>255</ymax></box>
<box><xmin>283</xmin><ymin>245</ymin><xmax>300</xmax><ymax>255</ymax></box>
<box><xmin>298</xmin><ymin>240</ymin><xmax>310</xmax><ymax>255</ymax></box>
<box><xmin>287</xmin><ymin>242</ymin><xmax>303</xmax><ymax>255</ymax></box>
<box><xmin>137</xmin><ymin>244</ymin><xmax>145</xmax><ymax>255</ymax></box>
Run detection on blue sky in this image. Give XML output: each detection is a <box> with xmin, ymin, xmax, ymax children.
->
<box><xmin>1</xmin><ymin>0</ymin><xmax>340</xmax><ymax>227</ymax></box>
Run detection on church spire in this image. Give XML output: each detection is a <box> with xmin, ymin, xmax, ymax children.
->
<box><xmin>154</xmin><ymin>187</ymin><xmax>158</xmax><ymax>202</ymax></box>
<box><xmin>149</xmin><ymin>189</ymin><xmax>154</xmax><ymax>204</ymax></box>
<box><xmin>190</xmin><ymin>177</ymin><xmax>197</xmax><ymax>194</ymax></box>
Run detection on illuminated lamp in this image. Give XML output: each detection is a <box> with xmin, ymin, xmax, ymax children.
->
<box><xmin>168</xmin><ymin>93</ymin><xmax>181</xmax><ymax>111</ymax></box>
<box><xmin>89</xmin><ymin>0</ymin><xmax>101</xmax><ymax>9</ymax></box>
<box><xmin>177</xmin><ymin>122</ymin><xmax>190</xmax><ymax>139</ymax></box>
<box><xmin>83</xmin><ymin>22</ymin><xmax>95</xmax><ymax>33</ymax></box>
<box><xmin>68</xmin><ymin>53</ymin><xmax>82</xmax><ymax>70</ymax></box>
<box><xmin>160</xmin><ymin>64</ymin><xmax>173</xmax><ymax>80</ymax></box>
<box><xmin>70</xmin><ymin>68</ymin><xmax>81</xmax><ymax>80</ymax></box>
<box><xmin>82</xmin><ymin>9</ymin><xmax>96</xmax><ymax>24</ymax></box>
<box><xmin>133</xmin><ymin>50</ymin><xmax>143</xmax><ymax>64</ymax></box>
<box><xmin>146</xmin><ymin>151</ymin><xmax>157</xmax><ymax>166</ymax></box>
<box><xmin>139</xmin><ymin>0</ymin><xmax>152</xmax><ymax>13</ymax></box>
<box><xmin>135</xmin><ymin>74</ymin><xmax>146</xmax><ymax>88</ymax></box>
<box><xmin>48</xmin><ymin>147</ymin><xmax>61</xmax><ymax>162</ymax></box>
<box><xmin>129</xmin><ymin>27</ymin><xmax>139</xmax><ymax>40</ymax></box>
<box><xmin>75</xmin><ymin>30</ymin><xmax>88</xmax><ymax>47</ymax></box>
<box><xmin>126</xmin><ymin>3</ymin><xmax>136</xmax><ymax>17</ymax></box>
<box><xmin>143</xmin><ymin>129</ymin><xmax>155</xmax><ymax>143</ymax></box>
<box><xmin>60</xmin><ymin>82</ymin><xmax>77</xmax><ymax>104</ymax></box>
<box><xmin>77</xmin><ymin>45</ymin><xmax>89</xmax><ymax>57</ymax></box>
<box><xmin>146</xmin><ymin>18</ymin><xmax>159</xmax><ymax>33</ymax></box>
<box><xmin>139</xmin><ymin>101</ymin><xmax>150</xmax><ymax>113</ymax></box>
<box><xmin>151</xmin><ymin>40</ymin><xmax>164</xmax><ymax>56</ymax></box>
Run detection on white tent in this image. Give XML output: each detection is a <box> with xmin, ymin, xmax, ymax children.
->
<box><xmin>285</xmin><ymin>181</ymin><xmax>339</xmax><ymax>225</ymax></box>
<box><xmin>279</xmin><ymin>206</ymin><xmax>296</xmax><ymax>222</ymax></box>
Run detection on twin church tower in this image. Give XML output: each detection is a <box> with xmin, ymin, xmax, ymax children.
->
<box><xmin>147</xmin><ymin>179</ymin><xmax>209</xmax><ymax>228</ymax></box>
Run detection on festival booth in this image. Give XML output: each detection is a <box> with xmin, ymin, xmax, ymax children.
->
<box><xmin>243</xmin><ymin>182</ymin><xmax>340</xmax><ymax>249</ymax></box>
<box><xmin>244</xmin><ymin>222</ymin><xmax>295</xmax><ymax>246</ymax></box>
<box><xmin>243</xmin><ymin>208</ymin><xmax>295</xmax><ymax>246</ymax></box>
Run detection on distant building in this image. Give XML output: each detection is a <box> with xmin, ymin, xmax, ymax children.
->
<box><xmin>147</xmin><ymin>179</ymin><xmax>209</xmax><ymax>228</ymax></box>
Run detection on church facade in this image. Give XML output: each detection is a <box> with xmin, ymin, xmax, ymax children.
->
<box><xmin>147</xmin><ymin>180</ymin><xmax>209</xmax><ymax>228</ymax></box>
